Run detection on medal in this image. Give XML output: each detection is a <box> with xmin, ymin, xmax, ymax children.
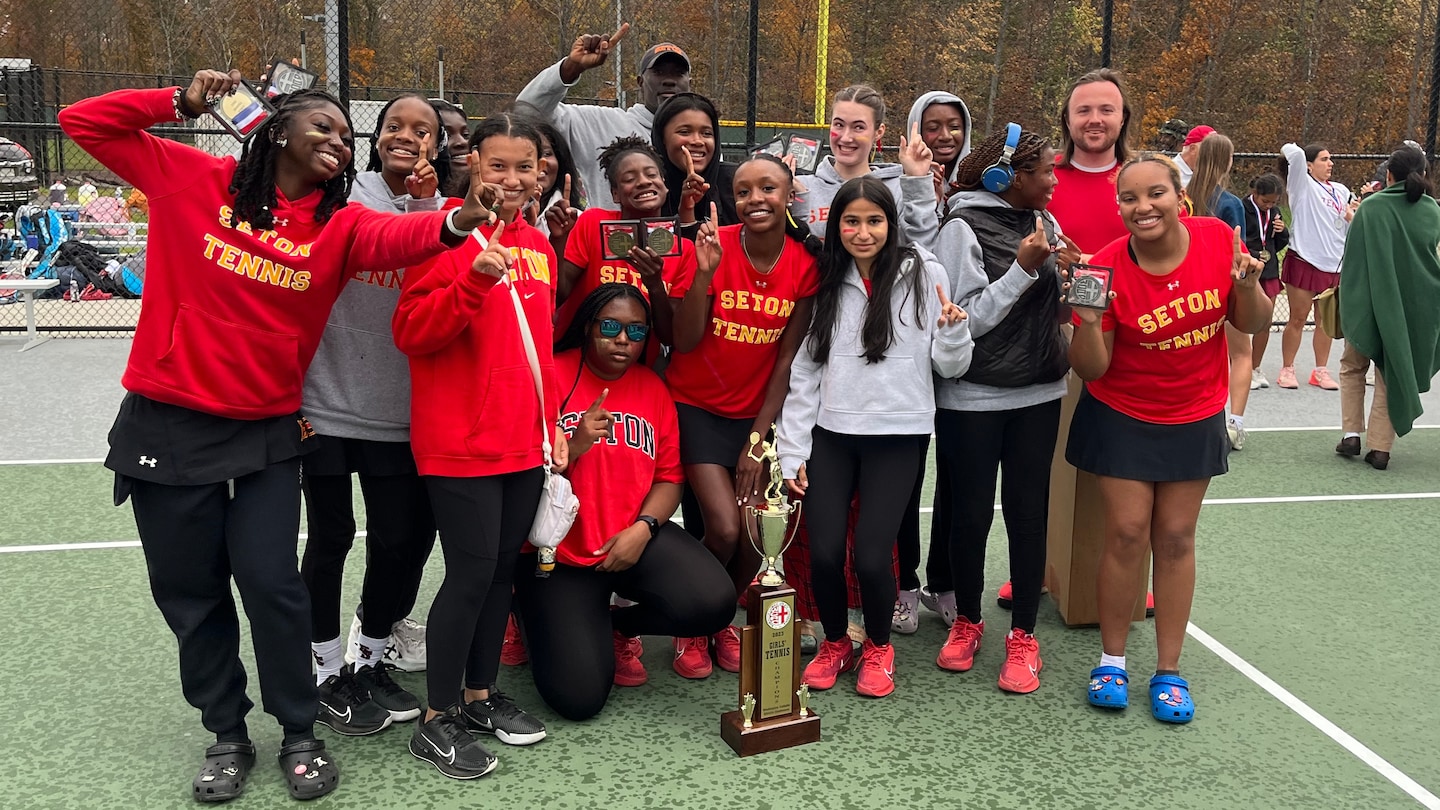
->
<box><xmin>1258</xmin><ymin>250</ymin><xmax>1272</xmax><ymax>263</ymax></box>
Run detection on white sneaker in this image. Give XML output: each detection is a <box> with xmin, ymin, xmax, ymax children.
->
<box><xmin>1251</xmin><ymin>369</ymin><xmax>1269</xmax><ymax>389</ymax></box>
<box><xmin>1366</xmin><ymin>368</ymin><xmax>1375</xmax><ymax>387</ymax></box>
<box><xmin>891</xmin><ymin>588</ymin><xmax>919</xmax><ymax>635</ymax></box>
<box><xmin>344</xmin><ymin>612</ymin><xmax>428</xmax><ymax>672</ymax></box>
<box><xmin>918</xmin><ymin>585</ymin><xmax>957</xmax><ymax>626</ymax></box>
<box><xmin>1227</xmin><ymin>418</ymin><xmax>1246</xmax><ymax>451</ymax></box>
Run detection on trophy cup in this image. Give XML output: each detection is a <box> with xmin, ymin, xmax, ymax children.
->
<box><xmin>721</xmin><ymin>429</ymin><xmax>822</xmax><ymax>757</ymax></box>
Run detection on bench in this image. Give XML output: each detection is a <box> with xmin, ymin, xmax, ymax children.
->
<box><xmin>0</xmin><ymin>277</ymin><xmax>59</xmax><ymax>351</ymax></box>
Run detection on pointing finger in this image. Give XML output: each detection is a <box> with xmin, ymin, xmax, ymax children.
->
<box><xmin>935</xmin><ymin>283</ymin><xmax>952</xmax><ymax>308</ymax></box>
<box><xmin>607</xmin><ymin>22</ymin><xmax>631</xmax><ymax>46</ymax></box>
<box><xmin>589</xmin><ymin>388</ymin><xmax>609</xmax><ymax>412</ymax></box>
<box><xmin>1233</xmin><ymin>224</ymin><xmax>1243</xmax><ymax>256</ymax></box>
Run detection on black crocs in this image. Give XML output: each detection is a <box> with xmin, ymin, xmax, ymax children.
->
<box><xmin>278</xmin><ymin>738</ymin><xmax>339</xmax><ymax>801</ymax></box>
<box><xmin>192</xmin><ymin>742</ymin><xmax>256</xmax><ymax>803</ymax></box>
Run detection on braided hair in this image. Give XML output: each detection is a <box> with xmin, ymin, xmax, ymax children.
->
<box><xmin>554</xmin><ymin>282</ymin><xmax>652</xmax><ymax>354</ymax></box>
<box><xmin>228</xmin><ymin>89</ymin><xmax>354</xmax><ymax>229</ymax></box>
<box><xmin>741</xmin><ymin>152</ymin><xmax>823</xmax><ymax>257</ymax></box>
<box><xmin>598</xmin><ymin>135</ymin><xmax>664</xmax><ymax>189</ymax></box>
<box><xmin>448</xmin><ymin>112</ymin><xmax>544</xmax><ymax>200</ymax></box>
<box><xmin>363</xmin><ymin>93</ymin><xmax>451</xmax><ymax>194</ymax></box>
<box><xmin>953</xmin><ymin>127</ymin><xmax>1050</xmax><ymax>192</ymax></box>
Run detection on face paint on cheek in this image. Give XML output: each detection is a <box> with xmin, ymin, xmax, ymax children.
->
<box><xmin>303</xmin><ymin>131</ymin><xmax>330</xmax><ymax>142</ymax></box>
<box><xmin>841</xmin><ymin>227</ymin><xmax>858</xmax><ymax>234</ymax></box>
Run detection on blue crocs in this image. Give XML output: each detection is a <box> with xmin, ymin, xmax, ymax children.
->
<box><xmin>1150</xmin><ymin>674</ymin><xmax>1195</xmax><ymax>724</ymax></box>
<box><xmin>1087</xmin><ymin>666</ymin><xmax>1129</xmax><ymax>709</ymax></box>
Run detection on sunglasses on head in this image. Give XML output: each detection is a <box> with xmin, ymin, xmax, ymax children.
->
<box><xmin>597</xmin><ymin>318</ymin><xmax>650</xmax><ymax>341</ymax></box>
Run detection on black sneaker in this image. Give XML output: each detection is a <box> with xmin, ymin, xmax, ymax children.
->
<box><xmin>409</xmin><ymin>709</ymin><xmax>498</xmax><ymax>780</ymax></box>
<box><xmin>316</xmin><ymin>667</ymin><xmax>393</xmax><ymax>736</ymax></box>
<box><xmin>354</xmin><ymin>663</ymin><xmax>422</xmax><ymax>722</ymax></box>
<box><xmin>461</xmin><ymin>688</ymin><xmax>547</xmax><ymax>746</ymax></box>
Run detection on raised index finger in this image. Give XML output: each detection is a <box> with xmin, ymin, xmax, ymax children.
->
<box><xmin>607</xmin><ymin>22</ymin><xmax>631</xmax><ymax>46</ymax></box>
<box><xmin>562</xmin><ymin>173</ymin><xmax>572</xmax><ymax>202</ymax></box>
<box><xmin>1233</xmin><ymin>224</ymin><xmax>1243</xmax><ymax>256</ymax></box>
<box><xmin>418</xmin><ymin>132</ymin><xmax>431</xmax><ymax>160</ymax></box>
<box><xmin>589</xmin><ymin>388</ymin><xmax>609</xmax><ymax>412</ymax></box>
<box><xmin>935</xmin><ymin>283</ymin><xmax>952</xmax><ymax>307</ymax></box>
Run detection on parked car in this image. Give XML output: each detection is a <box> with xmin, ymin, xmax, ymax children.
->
<box><xmin>0</xmin><ymin>138</ymin><xmax>38</xmax><ymax>209</ymax></box>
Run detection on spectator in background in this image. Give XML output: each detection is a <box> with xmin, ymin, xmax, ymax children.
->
<box><xmin>77</xmin><ymin>179</ymin><xmax>97</xmax><ymax>205</ymax></box>
<box><xmin>124</xmin><ymin>188</ymin><xmax>149</xmax><ymax>220</ymax></box>
<box><xmin>1156</xmin><ymin>118</ymin><xmax>1188</xmax><ymax>153</ymax></box>
<box><xmin>1242</xmin><ymin>174</ymin><xmax>1289</xmax><ymax>389</ymax></box>
<box><xmin>517</xmin><ymin>22</ymin><xmax>692</xmax><ymax>210</ymax></box>
<box><xmin>48</xmin><ymin>179</ymin><xmax>66</xmax><ymax>205</ymax></box>
<box><xmin>1048</xmin><ymin>68</ymin><xmax>1135</xmax><ymax>256</ymax></box>
<box><xmin>1173</xmin><ymin>125</ymin><xmax>1214</xmax><ymax>189</ymax></box>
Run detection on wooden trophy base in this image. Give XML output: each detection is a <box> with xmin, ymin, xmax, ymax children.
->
<box><xmin>720</xmin><ymin>709</ymin><xmax>821</xmax><ymax>757</ymax></box>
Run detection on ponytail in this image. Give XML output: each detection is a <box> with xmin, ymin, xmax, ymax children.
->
<box><xmin>1387</xmin><ymin>145</ymin><xmax>1434</xmax><ymax>203</ymax></box>
<box><xmin>745</xmin><ymin>152</ymin><xmax>823</xmax><ymax>257</ymax></box>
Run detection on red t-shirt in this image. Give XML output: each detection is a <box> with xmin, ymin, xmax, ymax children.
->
<box><xmin>1078</xmin><ymin>216</ymin><xmax>1238</xmax><ymax>424</ymax></box>
<box><xmin>553</xmin><ymin>349</ymin><xmax>683</xmax><ymax>567</ymax></box>
<box><xmin>1049</xmin><ymin>159</ymin><xmax>1127</xmax><ymax>254</ymax></box>
<box><xmin>665</xmin><ymin>225</ymin><xmax>820</xmax><ymax>419</ymax></box>
<box><xmin>556</xmin><ymin>207</ymin><xmax>697</xmax><ymax>336</ymax></box>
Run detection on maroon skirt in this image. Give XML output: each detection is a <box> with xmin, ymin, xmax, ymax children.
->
<box><xmin>1281</xmin><ymin>252</ymin><xmax>1340</xmax><ymax>294</ymax></box>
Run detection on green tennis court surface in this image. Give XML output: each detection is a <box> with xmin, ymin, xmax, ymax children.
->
<box><xmin>2</xmin><ymin>429</ymin><xmax>1436</xmax><ymax>808</ymax></box>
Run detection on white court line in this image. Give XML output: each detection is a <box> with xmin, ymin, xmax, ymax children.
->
<box><xmin>1247</xmin><ymin>424</ymin><xmax>1440</xmax><ymax>433</ymax></box>
<box><xmin>0</xmin><ymin>457</ymin><xmax>106</xmax><ymax>465</ymax></box>
<box><xmin>1187</xmin><ymin>622</ymin><xmax>1440</xmax><ymax>809</ymax></box>
<box><xmin>0</xmin><ymin>530</ymin><xmax>367</xmax><ymax>554</ymax></box>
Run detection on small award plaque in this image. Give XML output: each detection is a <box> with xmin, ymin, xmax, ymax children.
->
<box><xmin>265</xmin><ymin>59</ymin><xmax>319</xmax><ymax>99</ymax></box>
<box><xmin>601</xmin><ymin>220</ymin><xmax>642</xmax><ymax>260</ymax></box>
<box><xmin>642</xmin><ymin>217</ymin><xmax>681</xmax><ymax>257</ymax></box>
<box><xmin>785</xmin><ymin>136</ymin><xmax>821</xmax><ymax>173</ymax></box>
<box><xmin>721</xmin><ymin>428</ymin><xmax>821</xmax><ymax>757</ymax></box>
<box><xmin>752</xmin><ymin>135</ymin><xmax>785</xmax><ymax>158</ymax></box>
<box><xmin>1065</xmin><ymin>262</ymin><xmax>1114</xmax><ymax>311</ymax></box>
<box><xmin>207</xmin><ymin>81</ymin><xmax>276</xmax><ymax>142</ymax></box>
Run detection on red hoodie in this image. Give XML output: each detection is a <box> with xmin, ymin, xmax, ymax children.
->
<box><xmin>394</xmin><ymin>218</ymin><xmax>560</xmax><ymax>477</ymax></box>
<box><xmin>58</xmin><ymin>88</ymin><xmax>453</xmax><ymax>420</ymax></box>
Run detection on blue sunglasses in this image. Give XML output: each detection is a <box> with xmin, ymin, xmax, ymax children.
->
<box><xmin>598</xmin><ymin>318</ymin><xmax>649</xmax><ymax>341</ymax></box>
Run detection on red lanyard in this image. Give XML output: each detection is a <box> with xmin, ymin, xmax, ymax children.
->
<box><xmin>1310</xmin><ymin>175</ymin><xmax>1345</xmax><ymax>217</ymax></box>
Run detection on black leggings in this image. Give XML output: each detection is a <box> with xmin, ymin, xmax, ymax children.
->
<box><xmin>301</xmin><ymin>469</ymin><xmax>436</xmax><ymax>641</ymax></box>
<box><xmin>896</xmin><ymin>435</ymin><xmax>939</xmax><ymax>592</ymax></box>
<box><xmin>424</xmin><ymin>469</ymin><xmax>543</xmax><ymax>712</ymax></box>
<box><xmin>806</xmin><ymin>427</ymin><xmax>925</xmax><ymax>646</ymax></box>
<box><xmin>925</xmin><ymin>436</ymin><xmax>954</xmax><ymax>592</ymax></box>
<box><xmin>129</xmin><ymin>459</ymin><xmax>314</xmax><ymax>743</ymax></box>
<box><xmin>512</xmin><ymin>523</ymin><xmax>734</xmax><ymax>721</ymax></box>
<box><xmin>937</xmin><ymin>401</ymin><xmax>1061</xmax><ymax>633</ymax></box>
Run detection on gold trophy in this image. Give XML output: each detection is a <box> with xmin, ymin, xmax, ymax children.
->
<box><xmin>721</xmin><ymin>428</ymin><xmax>821</xmax><ymax>757</ymax></box>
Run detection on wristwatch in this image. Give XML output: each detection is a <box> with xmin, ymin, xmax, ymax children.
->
<box><xmin>636</xmin><ymin>515</ymin><xmax>660</xmax><ymax>540</ymax></box>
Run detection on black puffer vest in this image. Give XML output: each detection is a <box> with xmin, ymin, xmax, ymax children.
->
<box><xmin>948</xmin><ymin>205</ymin><xmax>1070</xmax><ymax>387</ymax></box>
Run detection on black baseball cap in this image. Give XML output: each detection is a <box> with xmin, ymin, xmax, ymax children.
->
<box><xmin>639</xmin><ymin>43</ymin><xmax>690</xmax><ymax>74</ymax></box>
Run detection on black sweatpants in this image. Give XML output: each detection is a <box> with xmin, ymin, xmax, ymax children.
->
<box><xmin>129</xmin><ymin>458</ymin><xmax>314</xmax><ymax>742</ymax></box>
<box><xmin>301</xmin><ymin>469</ymin><xmax>436</xmax><ymax>640</ymax></box>
<box><xmin>424</xmin><ymin>469</ymin><xmax>543</xmax><ymax>711</ymax></box>
<box><xmin>896</xmin><ymin>435</ymin><xmax>942</xmax><ymax>592</ymax></box>
<box><xmin>806</xmin><ymin>427</ymin><xmax>925</xmax><ymax>646</ymax></box>
<box><xmin>512</xmin><ymin>523</ymin><xmax>734</xmax><ymax>721</ymax></box>
<box><xmin>925</xmin><ymin>437</ymin><xmax>954</xmax><ymax>593</ymax></box>
<box><xmin>937</xmin><ymin>401</ymin><xmax>1061</xmax><ymax>633</ymax></box>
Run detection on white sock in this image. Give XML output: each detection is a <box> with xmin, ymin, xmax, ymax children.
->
<box><xmin>1344</xmin><ymin>432</ymin><xmax>1361</xmax><ymax>439</ymax></box>
<box><xmin>1228</xmin><ymin>414</ymin><xmax>1244</xmax><ymax>428</ymax></box>
<box><xmin>312</xmin><ymin>637</ymin><xmax>343</xmax><ymax>685</ymax></box>
<box><xmin>351</xmin><ymin>632</ymin><xmax>390</xmax><ymax>671</ymax></box>
<box><xmin>1099</xmin><ymin>652</ymin><xmax>1127</xmax><ymax>671</ymax></box>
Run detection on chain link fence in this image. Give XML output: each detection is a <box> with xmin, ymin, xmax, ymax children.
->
<box><xmin>0</xmin><ymin>0</ymin><xmax>1405</xmax><ymax>339</ymax></box>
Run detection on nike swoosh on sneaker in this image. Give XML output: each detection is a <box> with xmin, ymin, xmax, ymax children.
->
<box><xmin>322</xmin><ymin>703</ymin><xmax>351</xmax><ymax>724</ymax></box>
<box><xmin>436</xmin><ymin>744</ymin><xmax>456</xmax><ymax>764</ymax></box>
<box><xmin>883</xmin><ymin>667</ymin><xmax>893</xmax><ymax>681</ymax></box>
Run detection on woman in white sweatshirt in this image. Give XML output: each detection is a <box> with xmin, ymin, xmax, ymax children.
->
<box><xmin>778</xmin><ymin>176</ymin><xmax>972</xmax><ymax>698</ymax></box>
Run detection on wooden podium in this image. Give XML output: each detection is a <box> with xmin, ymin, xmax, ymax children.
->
<box><xmin>721</xmin><ymin>582</ymin><xmax>821</xmax><ymax>756</ymax></box>
<box><xmin>1045</xmin><ymin>373</ymin><xmax>1150</xmax><ymax>626</ymax></box>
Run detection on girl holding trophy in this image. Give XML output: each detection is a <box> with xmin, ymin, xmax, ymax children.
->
<box><xmin>778</xmin><ymin>176</ymin><xmax>972</xmax><ymax>698</ymax></box>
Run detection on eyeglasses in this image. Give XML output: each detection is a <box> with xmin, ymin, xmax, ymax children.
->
<box><xmin>597</xmin><ymin>319</ymin><xmax>649</xmax><ymax>341</ymax></box>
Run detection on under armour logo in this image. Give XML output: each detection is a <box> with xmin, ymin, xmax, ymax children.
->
<box><xmin>1167</xmin><ymin>281</ymin><xmax>1180</xmax><ymax>291</ymax></box>
<box><xmin>138</xmin><ymin>455</ymin><xmax>158</xmax><ymax>467</ymax></box>
<box><xmin>274</xmin><ymin>217</ymin><xmax>290</xmax><ymax>227</ymax></box>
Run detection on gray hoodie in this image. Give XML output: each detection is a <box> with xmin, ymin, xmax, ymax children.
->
<box><xmin>798</xmin><ymin>159</ymin><xmax>939</xmax><ymax>250</ymax></box>
<box><xmin>517</xmin><ymin>59</ymin><xmax>654</xmax><ymax>211</ymax></box>
<box><xmin>905</xmin><ymin>91</ymin><xmax>974</xmax><ymax>207</ymax></box>
<box><xmin>300</xmin><ymin>172</ymin><xmax>443</xmax><ymax>441</ymax></box>
<box><xmin>933</xmin><ymin>190</ymin><xmax>1068</xmax><ymax>412</ymax></box>
<box><xmin>776</xmin><ymin>246</ymin><xmax>973</xmax><ymax>478</ymax></box>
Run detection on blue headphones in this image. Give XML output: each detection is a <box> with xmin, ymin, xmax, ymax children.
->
<box><xmin>981</xmin><ymin>123</ymin><xmax>1023</xmax><ymax>193</ymax></box>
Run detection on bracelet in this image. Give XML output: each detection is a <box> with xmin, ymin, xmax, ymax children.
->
<box><xmin>172</xmin><ymin>87</ymin><xmax>199</xmax><ymax>122</ymax></box>
<box><xmin>444</xmin><ymin>209</ymin><xmax>474</xmax><ymax>238</ymax></box>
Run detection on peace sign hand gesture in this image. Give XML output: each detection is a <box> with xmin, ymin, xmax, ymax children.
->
<box><xmin>566</xmin><ymin>23</ymin><xmax>630</xmax><ymax>76</ymax></box>
<box><xmin>1231</xmin><ymin>225</ymin><xmax>1262</xmax><ymax>288</ymax></box>
<box><xmin>454</xmin><ymin>151</ymin><xmax>502</xmax><ymax>230</ymax></box>
<box><xmin>899</xmin><ymin>121</ymin><xmax>934</xmax><ymax>178</ymax></box>
<box><xmin>935</xmin><ymin>283</ymin><xmax>967</xmax><ymax>328</ymax></box>
<box><xmin>405</xmin><ymin>133</ymin><xmax>437</xmax><ymax>199</ymax></box>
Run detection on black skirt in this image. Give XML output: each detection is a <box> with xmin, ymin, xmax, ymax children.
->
<box><xmin>676</xmin><ymin>402</ymin><xmax>755</xmax><ymax>468</ymax></box>
<box><xmin>1065</xmin><ymin>389</ymin><xmax>1229</xmax><ymax>482</ymax></box>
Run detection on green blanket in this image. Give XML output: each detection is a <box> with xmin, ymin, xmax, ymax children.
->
<box><xmin>1339</xmin><ymin>184</ymin><xmax>1440</xmax><ymax>435</ymax></box>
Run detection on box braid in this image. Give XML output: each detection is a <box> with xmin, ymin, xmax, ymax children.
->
<box><xmin>742</xmin><ymin>152</ymin><xmax>823</xmax><ymax>257</ymax></box>
<box><xmin>228</xmin><ymin>89</ymin><xmax>355</xmax><ymax>229</ymax></box>
<box><xmin>952</xmin><ymin>128</ymin><xmax>1049</xmax><ymax>192</ymax></box>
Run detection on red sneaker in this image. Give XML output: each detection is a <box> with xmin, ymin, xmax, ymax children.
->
<box><xmin>997</xmin><ymin>628</ymin><xmax>1043</xmax><ymax>694</ymax></box>
<box><xmin>500</xmin><ymin>613</ymin><xmax>528</xmax><ymax>666</ymax></box>
<box><xmin>612</xmin><ymin>632</ymin><xmax>647</xmax><ymax>687</ymax></box>
<box><xmin>936</xmin><ymin>616</ymin><xmax>984</xmax><ymax>672</ymax></box>
<box><xmin>1146</xmin><ymin>591</ymin><xmax>1156</xmax><ymax>618</ymax></box>
<box><xmin>855</xmin><ymin>639</ymin><xmax>896</xmax><ymax>697</ymax></box>
<box><xmin>673</xmin><ymin>636</ymin><xmax>712</xmax><ymax>679</ymax></box>
<box><xmin>713</xmin><ymin>625</ymin><xmax>742</xmax><ymax>673</ymax></box>
<box><xmin>803</xmin><ymin>638</ymin><xmax>857</xmax><ymax>690</ymax></box>
<box><xmin>997</xmin><ymin>580</ymin><xmax>1014</xmax><ymax>609</ymax></box>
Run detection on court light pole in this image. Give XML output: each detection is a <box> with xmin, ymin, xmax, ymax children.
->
<box><xmin>746</xmin><ymin>0</ymin><xmax>759</xmax><ymax>150</ymax></box>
